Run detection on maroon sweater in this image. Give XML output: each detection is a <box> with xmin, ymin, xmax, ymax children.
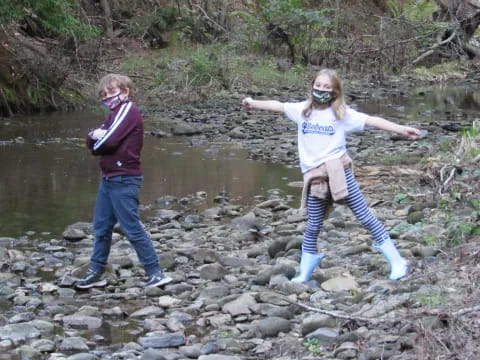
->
<box><xmin>86</xmin><ymin>101</ymin><xmax>144</xmax><ymax>178</ymax></box>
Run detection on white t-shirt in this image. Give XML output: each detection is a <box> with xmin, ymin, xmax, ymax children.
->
<box><xmin>284</xmin><ymin>101</ymin><xmax>368</xmax><ymax>173</ymax></box>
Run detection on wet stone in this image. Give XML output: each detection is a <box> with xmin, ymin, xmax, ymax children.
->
<box><xmin>0</xmin><ymin>323</ymin><xmax>41</xmax><ymax>344</ymax></box>
<box><xmin>62</xmin><ymin>315</ymin><xmax>102</xmax><ymax>329</ymax></box>
<box><xmin>59</xmin><ymin>337</ymin><xmax>90</xmax><ymax>352</ymax></box>
<box><xmin>198</xmin><ymin>355</ymin><xmax>242</xmax><ymax>360</ymax></box>
<box><xmin>138</xmin><ymin>332</ymin><xmax>186</xmax><ymax>348</ymax></box>
<box><xmin>130</xmin><ymin>306</ymin><xmax>165</xmax><ymax>319</ymax></box>
<box><xmin>66</xmin><ymin>354</ymin><xmax>99</xmax><ymax>360</ymax></box>
<box><xmin>31</xmin><ymin>338</ymin><xmax>56</xmax><ymax>352</ymax></box>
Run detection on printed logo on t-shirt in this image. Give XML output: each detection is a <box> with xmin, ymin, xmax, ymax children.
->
<box><xmin>302</xmin><ymin>121</ymin><xmax>335</xmax><ymax>135</ymax></box>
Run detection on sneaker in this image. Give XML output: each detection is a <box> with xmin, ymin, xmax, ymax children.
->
<box><xmin>75</xmin><ymin>269</ymin><xmax>107</xmax><ymax>289</ymax></box>
<box><xmin>145</xmin><ymin>270</ymin><xmax>172</xmax><ymax>288</ymax></box>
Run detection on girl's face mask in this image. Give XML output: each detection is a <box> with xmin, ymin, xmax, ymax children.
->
<box><xmin>312</xmin><ymin>88</ymin><xmax>335</xmax><ymax>105</ymax></box>
<box><xmin>102</xmin><ymin>91</ymin><xmax>123</xmax><ymax>110</ymax></box>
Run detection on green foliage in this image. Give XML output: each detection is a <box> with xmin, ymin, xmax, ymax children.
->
<box><xmin>121</xmin><ymin>56</ymin><xmax>154</xmax><ymax>73</ymax></box>
<box><xmin>386</xmin><ymin>0</ymin><xmax>402</xmax><ymax>18</ymax></box>
<box><xmin>447</xmin><ymin>222</ymin><xmax>477</xmax><ymax>246</ymax></box>
<box><xmin>394</xmin><ymin>193</ymin><xmax>409</xmax><ymax>204</ymax></box>
<box><xmin>461</xmin><ymin>125</ymin><xmax>480</xmax><ymax>137</ymax></box>
<box><xmin>124</xmin><ymin>5</ymin><xmax>180</xmax><ymax>38</ymax></box>
<box><xmin>403</xmin><ymin>0</ymin><xmax>438</xmax><ymax>22</ymax></box>
<box><xmin>469</xmin><ymin>198</ymin><xmax>480</xmax><ymax>210</ymax></box>
<box><xmin>26</xmin><ymin>86</ymin><xmax>41</xmax><ymax>105</ymax></box>
<box><xmin>304</xmin><ymin>338</ymin><xmax>321</xmax><ymax>354</ymax></box>
<box><xmin>260</xmin><ymin>0</ymin><xmax>335</xmax><ymax>63</ymax></box>
<box><xmin>0</xmin><ymin>0</ymin><xmax>99</xmax><ymax>41</ymax></box>
<box><xmin>387</xmin><ymin>0</ymin><xmax>447</xmax><ymax>50</ymax></box>
<box><xmin>0</xmin><ymin>0</ymin><xmax>24</xmax><ymax>25</ymax></box>
<box><xmin>2</xmin><ymin>88</ymin><xmax>17</xmax><ymax>102</ymax></box>
<box><xmin>179</xmin><ymin>8</ymin><xmax>218</xmax><ymax>44</ymax></box>
<box><xmin>218</xmin><ymin>331</ymin><xmax>233</xmax><ymax>338</ymax></box>
<box><xmin>415</xmin><ymin>291</ymin><xmax>446</xmax><ymax>308</ymax></box>
<box><xmin>423</xmin><ymin>234</ymin><xmax>436</xmax><ymax>246</ymax></box>
<box><xmin>189</xmin><ymin>49</ymin><xmax>222</xmax><ymax>86</ymax></box>
<box><xmin>459</xmin><ymin>122</ymin><xmax>480</xmax><ymax>160</ymax></box>
<box><xmin>237</xmin><ymin>59</ymin><xmax>306</xmax><ymax>88</ymax></box>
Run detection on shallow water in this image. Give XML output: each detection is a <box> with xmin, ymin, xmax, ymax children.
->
<box><xmin>0</xmin><ymin>111</ymin><xmax>300</xmax><ymax>238</ymax></box>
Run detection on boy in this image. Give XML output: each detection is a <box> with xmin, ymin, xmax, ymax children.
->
<box><xmin>75</xmin><ymin>74</ymin><xmax>172</xmax><ymax>289</ymax></box>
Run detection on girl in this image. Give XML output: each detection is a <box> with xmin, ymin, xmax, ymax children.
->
<box><xmin>242</xmin><ymin>69</ymin><xmax>420</xmax><ymax>282</ymax></box>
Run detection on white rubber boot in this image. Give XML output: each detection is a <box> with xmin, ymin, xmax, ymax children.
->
<box><xmin>291</xmin><ymin>252</ymin><xmax>326</xmax><ymax>283</ymax></box>
<box><xmin>376</xmin><ymin>238</ymin><xmax>408</xmax><ymax>280</ymax></box>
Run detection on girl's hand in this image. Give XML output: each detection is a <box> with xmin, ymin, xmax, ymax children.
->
<box><xmin>90</xmin><ymin>128</ymin><xmax>107</xmax><ymax>140</ymax></box>
<box><xmin>401</xmin><ymin>126</ymin><xmax>421</xmax><ymax>139</ymax></box>
<box><xmin>242</xmin><ymin>97</ymin><xmax>253</xmax><ymax>109</ymax></box>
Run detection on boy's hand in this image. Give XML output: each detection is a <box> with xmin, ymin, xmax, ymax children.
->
<box><xmin>401</xmin><ymin>126</ymin><xmax>421</xmax><ymax>139</ymax></box>
<box><xmin>90</xmin><ymin>128</ymin><xmax>107</xmax><ymax>140</ymax></box>
<box><xmin>242</xmin><ymin>97</ymin><xmax>253</xmax><ymax>109</ymax></box>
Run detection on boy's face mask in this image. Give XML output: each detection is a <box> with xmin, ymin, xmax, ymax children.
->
<box><xmin>312</xmin><ymin>88</ymin><xmax>335</xmax><ymax>105</ymax></box>
<box><xmin>102</xmin><ymin>91</ymin><xmax>123</xmax><ymax>110</ymax></box>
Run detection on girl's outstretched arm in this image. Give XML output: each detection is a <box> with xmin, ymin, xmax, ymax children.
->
<box><xmin>366</xmin><ymin>116</ymin><xmax>420</xmax><ymax>139</ymax></box>
<box><xmin>242</xmin><ymin>97</ymin><xmax>285</xmax><ymax>112</ymax></box>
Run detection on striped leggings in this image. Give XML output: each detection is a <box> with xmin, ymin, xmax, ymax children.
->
<box><xmin>303</xmin><ymin>167</ymin><xmax>390</xmax><ymax>254</ymax></box>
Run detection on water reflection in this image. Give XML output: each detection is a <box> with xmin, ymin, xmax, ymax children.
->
<box><xmin>355</xmin><ymin>85</ymin><xmax>480</xmax><ymax>124</ymax></box>
<box><xmin>0</xmin><ymin>112</ymin><xmax>300</xmax><ymax>238</ymax></box>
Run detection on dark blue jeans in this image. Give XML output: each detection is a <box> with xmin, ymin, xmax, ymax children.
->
<box><xmin>90</xmin><ymin>175</ymin><xmax>160</xmax><ymax>276</ymax></box>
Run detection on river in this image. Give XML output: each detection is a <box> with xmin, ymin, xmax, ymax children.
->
<box><xmin>0</xmin><ymin>84</ymin><xmax>478</xmax><ymax>239</ymax></box>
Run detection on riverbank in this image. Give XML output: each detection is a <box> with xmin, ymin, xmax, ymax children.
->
<box><xmin>1</xmin><ymin>78</ymin><xmax>479</xmax><ymax>359</ymax></box>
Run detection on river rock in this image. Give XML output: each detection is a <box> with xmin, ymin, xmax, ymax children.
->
<box><xmin>170</xmin><ymin>122</ymin><xmax>201</xmax><ymax>136</ymax></box>
<box><xmin>130</xmin><ymin>306</ymin><xmax>165</xmax><ymax>318</ymax></box>
<box><xmin>198</xmin><ymin>355</ymin><xmax>242</xmax><ymax>360</ymax></box>
<box><xmin>179</xmin><ymin>344</ymin><xmax>203</xmax><ymax>358</ymax></box>
<box><xmin>62</xmin><ymin>315</ymin><xmax>102</xmax><ymax>329</ymax></box>
<box><xmin>138</xmin><ymin>332</ymin><xmax>186</xmax><ymax>348</ymax></box>
<box><xmin>222</xmin><ymin>293</ymin><xmax>256</xmax><ymax>316</ymax></box>
<box><xmin>0</xmin><ymin>323</ymin><xmax>41</xmax><ymax>344</ymax></box>
<box><xmin>8</xmin><ymin>312</ymin><xmax>36</xmax><ymax>324</ymax></box>
<box><xmin>66</xmin><ymin>354</ymin><xmax>99</xmax><ymax>360</ymax></box>
<box><xmin>199</xmin><ymin>263</ymin><xmax>227</xmax><ymax>280</ymax></box>
<box><xmin>411</xmin><ymin>246</ymin><xmax>439</xmax><ymax>257</ymax></box>
<box><xmin>301</xmin><ymin>314</ymin><xmax>337</xmax><ymax>336</ymax></box>
<box><xmin>256</xmin><ymin>317</ymin><xmax>291</xmax><ymax>338</ymax></box>
<box><xmin>62</xmin><ymin>228</ymin><xmax>87</xmax><ymax>242</ymax></box>
<box><xmin>321</xmin><ymin>274</ymin><xmax>359</xmax><ymax>292</ymax></box>
<box><xmin>228</xmin><ymin>126</ymin><xmax>247</xmax><ymax>139</ymax></box>
<box><xmin>59</xmin><ymin>337</ymin><xmax>90</xmax><ymax>352</ymax></box>
<box><xmin>139</xmin><ymin>348</ymin><xmax>178</xmax><ymax>360</ymax></box>
<box><xmin>16</xmin><ymin>345</ymin><xmax>42</xmax><ymax>359</ymax></box>
<box><xmin>31</xmin><ymin>339</ymin><xmax>56</xmax><ymax>352</ymax></box>
<box><xmin>305</xmin><ymin>327</ymin><xmax>339</xmax><ymax>345</ymax></box>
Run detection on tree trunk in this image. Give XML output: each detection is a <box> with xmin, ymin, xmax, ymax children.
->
<box><xmin>412</xmin><ymin>0</ymin><xmax>480</xmax><ymax>64</ymax></box>
<box><xmin>100</xmin><ymin>0</ymin><xmax>114</xmax><ymax>38</ymax></box>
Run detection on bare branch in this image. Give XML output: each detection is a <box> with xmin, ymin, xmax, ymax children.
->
<box><xmin>0</xmin><ymin>88</ymin><xmax>14</xmax><ymax>117</ymax></box>
<box><xmin>192</xmin><ymin>3</ymin><xmax>228</xmax><ymax>33</ymax></box>
<box><xmin>468</xmin><ymin>0</ymin><xmax>480</xmax><ymax>9</ymax></box>
<box><xmin>420</xmin><ymin>305</ymin><xmax>480</xmax><ymax>317</ymax></box>
<box><xmin>274</xmin><ymin>294</ymin><xmax>378</xmax><ymax>323</ymax></box>
<box><xmin>411</xmin><ymin>28</ymin><xmax>457</xmax><ymax>65</ymax></box>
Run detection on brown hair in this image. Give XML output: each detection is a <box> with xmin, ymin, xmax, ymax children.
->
<box><xmin>302</xmin><ymin>69</ymin><xmax>347</xmax><ymax>120</ymax></box>
<box><xmin>97</xmin><ymin>74</ymin><xmax>133</xmax><ymax>97</ymax></box>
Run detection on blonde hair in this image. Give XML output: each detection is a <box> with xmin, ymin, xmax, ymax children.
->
<box><xmin>97</xmin><ymin>74</ymin><xmax>133</xmax><ymax>97</ymax></box>
<box><xmin>302</xmin><ymin>69</ymin><xmax>347</xmax><ymax>120</ymax></box>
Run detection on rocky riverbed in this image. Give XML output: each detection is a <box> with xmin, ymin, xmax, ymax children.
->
<box><xmin>1</xmin><ymin>81</ymin><xmax>479</xmax><ymax>359</ymax></box>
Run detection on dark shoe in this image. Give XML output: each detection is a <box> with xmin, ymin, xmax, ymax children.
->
<box><xmin>146</xmin><ymin>270</ymin><xmax>172</xmax><ymax>288</ymax></box>
<box><xmin>75</xmin><ymin>269</ymin><xmax>107</xmax><ymax>289</ymax></box>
